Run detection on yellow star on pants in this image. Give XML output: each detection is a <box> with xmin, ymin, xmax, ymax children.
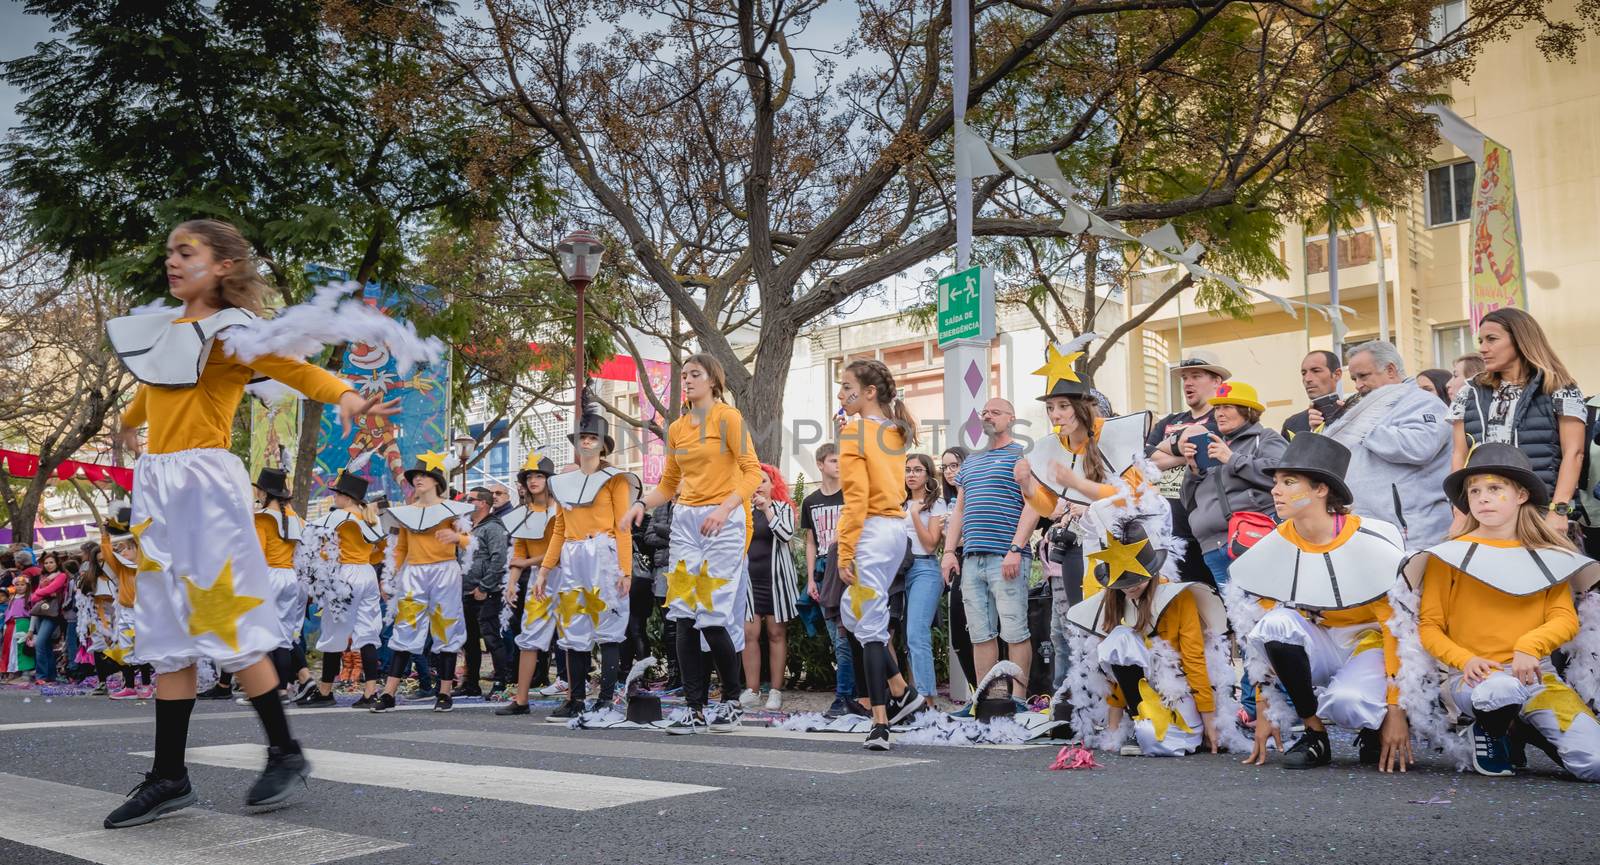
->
<box><xmin>1523</xmin><ymin>674</ymin><xmax>1597</xmax><ymax>733</ymax></box>
<box><xmin>103</xmin><ymin>630</ymin><xmax>136</xmax><ymax>665</ymax></box>
<box><xmin>580</xmin><ymin>586</ymin><xmax>607</xmax><ymax>626</ymax></box>
<box><xmin>846</xmin><ymin>583</ymin><xmax>879</xmax><ymax>621</ymax></box>
<box><xmin>129</xmin><ymin>518</ymin><xmax>163</xmax><ymax>574</ymax></box>
<box><xmin>662</xmin><ymin>560</ymin><xmax>696</xmax><ymax>609</ymax></box>
<box><xmin>1350</xmin><ymin>628</ymin><xmax>1385</xmax><ymax>656</ymax></box>
<box><xmin>394</xmin><ymin>592</ymin><xmax>426</xmax><ymax>628</ymax></box>
<box><xmin>1134</xmin><ymin>679</ymin><xmax>1193</xmax><ymax>742</ymax></box>
<box><xmin>1032</xmin><ymin>344</ymin><xmax>1085</xmax><ymax>393</ymax></box>
<box><xmin>556</xmin><ymin>589</ymin><xmax>585</xmax><ymax>628</ymax></box>
<box><xmin>523</xmin><ymin>593</ymin><xmax>553</xmax><ymax>627</ymax></box>
<box><xmin>182</xmin><ymin>558</ymin><xmax>264</xmax><ymax>652</ymax></box>
<box><xmin>1088</xmin><ymin>532</ymin><xmax>1151</xmax><ymax>585</ymax></box>
<box><xmin>428</xmin><ymin>604</ymin><xmax>459</xmax><ymax>642</ymax></box>
<box><xmin>693</xmin><ymin>563</ymin><xmax>730</xmax><ymax>612</ymax></box>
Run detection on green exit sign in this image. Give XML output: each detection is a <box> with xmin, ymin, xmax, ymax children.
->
<box><xmin>937</xmin><ymin>265</ymin><xmax>994</xmax><ymax>345</ymax></box>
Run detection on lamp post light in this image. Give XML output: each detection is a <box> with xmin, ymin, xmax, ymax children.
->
<box><xmin>557</xmin><ymin>230</ymin><xmax>604</xmax><ymax>436</ymax></box>
<box><xmin>452</xmin><ymin>432</ymin><xmax>475</xmax><ymax>494</ymax></box>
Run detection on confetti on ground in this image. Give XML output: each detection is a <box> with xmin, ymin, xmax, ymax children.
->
<box><xmin>1408</xmin><ymin>795</ymin><xmax>1452</xmax><ymax>805</ymax></box>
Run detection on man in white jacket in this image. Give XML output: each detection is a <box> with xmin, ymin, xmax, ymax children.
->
<box><xmin>1323</xmin><ymin>340</ymin><xmax>1453</xmax><ymax>549</ymax></box>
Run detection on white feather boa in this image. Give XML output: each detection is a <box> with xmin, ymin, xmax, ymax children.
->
<box><xmin>217</xmin><ymin>281</ymin><xmax>444</xmax><ymax>377</ymax></box>
<box><xmin>1222</xmin><ymin>580</ymin><xmax>1299</xmax><ymax>739</ymax></box>
<box><xmin>1561</xmin><ymin>590</ymin><xmax>1600</xmax><ymax>710</ymax></box>
<box><xmin>1204</xmin><ymin>630</ymin><xmax>1254</xmax><ymax>753</ymax></box>
<box><xmin>1065</xmin><ymin>628</ymin><xmax>1119</xmax><ymax>749</ymax></box>
<box><xmin>1385</xmin><ymin>575</ymin><xmax>1470</xmax><ymax>767</ymax></box>
<box><xmin>294</xmin><ymin>519</ymin><xmax>354</xmax><ymax>622</ymax></box>
<box><xmin>381</xmin><ymin>532</ymin><xmax>401</xmax><ymax>628</ymax></box>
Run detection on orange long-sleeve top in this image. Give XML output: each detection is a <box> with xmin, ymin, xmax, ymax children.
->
<box><xmin>254</xmin><ymin>509</ymin><xmax>299</xmax><ymax>569</ymax></box>
<box><xmin>514</xmin><ymin>534</ymin><xmax>554</xmax><ymax>568</ymax></box>
<box><xmin>120</xmin><ymin>325</ymin><xmax>352</xmax><ymax>454</ymax></box>
<box><xmin>368</xmin><ymin>536</ymin><xmax>386</xmax><ymax>567</ymax></box>
<box><xmin>654</xmin><ymin>403</ymin><xmax>763</xmax><ymax>507</ymax></box>
<box><xmin>101</xmin><ymin>534</ymin><xmax>138</xmax><ymax>607</ymax></box>
<box><xmin>1106</xmin><ymin>588</ymin><xmax>1214</xmax><ymax>713</ymax></box>
<box><xmin>1418</xmin><ymin>537</ymin><xmax>1579</xmax><ymax>668</ymax></box>
<box><xmin>836</xmin><ymin>417</ymin><xmax>907</xmax><ymax>576</ymax></box>
<box><xmin>336</xmin><ymin>513</ymin><xmax>379</xmax><ymax>565</ymax></box>
<box><xmin>541</xmin><ymin>473</ymin><xmax>635</xmax><ymax>576</ymax></box>
<box><xmin>394</xmin><ymin>516</ymin><xmax>469</xmax><ymax>567</ymax></box>
<box><xmin>1252</xmin><ymin>518</ymin><xmax>1401</xmax><ymax>705</ymax></box>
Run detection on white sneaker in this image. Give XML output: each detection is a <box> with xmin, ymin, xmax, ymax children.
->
<box><xmin>1119</xmin><ymin>744</ymin><xmax>1143</xmax><ymax>757</ymax></box>
<box><xmin>765</xmin><ymin>689</ymin><xmax>783</xmax><ymax>711</ymax></box>
<box><xmin>538</xmin><ymin>679</ymin><xmax>568</xmax><ymax>697</ymax></box>
<box><xmin>738</xmin><ymin>688</ymin><xmax>760</xmax><ymax>709</ymax></box>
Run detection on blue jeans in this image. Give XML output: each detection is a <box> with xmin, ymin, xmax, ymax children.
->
<box><xmin>824</xmin><ymin>618</ymin><xmax>855</xmax><ymax>701</ymax></box>
<box><xmin>33</xmin><ymin>616</ymin><xmax>58</xmax><ymax>681</ymax></box>
<box><xmin>64</xmin><ymin>618</ymin><xmax>81</xmax><ymax>678</ymax></box>
<box><xmin>960</xmin><ymin>553</ymin><xmax>1032</xmax><ymax>644</ymax></box>
<box><xmin>904</xmin><ymin>556</ymin><xmax>943</xmax><ymax>697</ymax></box>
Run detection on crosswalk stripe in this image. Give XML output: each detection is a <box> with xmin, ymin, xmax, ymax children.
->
<box><xmin>0</xmin><ymin>699</ymin><xmax>496</xmax><ymax>733</ymax></box>
<box><xmin>365</xmin><ymin>728</ymin><xmax>934</xmax><ymax>773</ymax></box>
<box><xmin>0</xmin><ymin>772</ymin><xmax>405</xmax><ymax>865</ymax></box>
<box><xmin>725</xmin><ymin>726</ymin><xmax>1046</xmax><ymax>750</ymax></box>
<box><xmin>144</xmin><ymin>744</ymin><xmax>719</xmax><ymax>811</ymax></box>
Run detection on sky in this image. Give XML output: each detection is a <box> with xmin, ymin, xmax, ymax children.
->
<box><xmin>0</xmin><ymin>5</ymin><xmax>55</xmax><ymax>135</ymax></box>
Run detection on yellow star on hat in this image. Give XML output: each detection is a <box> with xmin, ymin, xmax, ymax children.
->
<box><xmin>417</xmin><ymin>449</ymin><xmax>448</xmax><ymax>473</ymax></box>
<box><xmin>1088</xmin><ymin>531</ymin><xmax>1151</xmax><ymax>585</ymax></box>
<box><xmin>580</xmin><ymin>586</ymin><xmax>608</xmax><ymax>625</ymax></box>
<box><xmin>1033</xmin><ymin>343</ymin><xmax>1085</xmax><ymax>394</ymax></box>
<box><xmin>523</xmin><ymin>593</ymin><xmax>554</xmax><ymax>627</ymax></box>
<box><xmin>693</xmin><ymin>563</ymin><xmax>730</xmax><ymax>612</ymax></box>
<box><xmin>428</xmin><ymin>604</ymin><xmax>459</xmax><ymax>642</ymax></box>
<box><xmin>1522</xmin><ymin>674</ymin><xmax>1596</xmax><ymax>732</ymax></box>
<box><xmin>846</xmin><ymin>582</ymin><xmax>879</xmax><ymax>620</ymax></box>
<box><xmin>521</xmin><ymin>450</ymin><xmax>547</xmax><ymax>471</ymax></box>
<box><xmin>394</xmin><ymin>592</ymin><xmax>426</xmax><ymax>628</ymax></box>
<box><xmin>556</xmin><ymin>588</ymin><xmax>585</xmax><ymax>628</ymax></box>
<box><xmin>183</xmin><ymin>558</ymin><xmax>265</xmax><ymax>652</ymax></box>
<box><xmin>662</xmin><ymin>561</ymin><xmax>697</xmax><ymax>609</ymax></box>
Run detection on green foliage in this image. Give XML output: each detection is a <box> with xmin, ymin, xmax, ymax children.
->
<box><xmin>2</xmin><ymin>0</ymin><xmax>540</xmax><ymax>305</ymax></box>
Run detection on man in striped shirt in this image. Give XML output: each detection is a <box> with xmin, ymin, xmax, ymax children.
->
<box><xmin>941</xmin><ymin>398</ymin><xmax>1040</xmax><ymax>709</ymax></box>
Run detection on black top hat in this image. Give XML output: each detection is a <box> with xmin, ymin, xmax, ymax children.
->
<box><xmin>517</xmin><ymin>455</ymin><xmax>557</xmax><ymax>487</ymax></box>
<box><xmin>403</xmin><ymin>459</ymin><xmax>448</xmax><ymax>494</ymax></box>
<box><xmin>1037</xmin><ymin>375</ymin><xmax>1094</xmax><ymax>402</ymax></box>
<box><xmin>568</xmin><ymin>413</ymin><xmax>615</xmax><ymax>456</ymax></box>
<box><xmin>329</xmin><ymin>470</ymin><xmax>370</xmax><ymax>503</ymax></box>
<box><xmin>1272</xmin><ymin>433</ymin><xmax>1353</xmax><ymax>505</ymax></box>
<box><xmin>626</xmin><ymin>693</ymin><xmax>663</xmax><ymax>725</ymax></box>
<box><xmin>1093</xmin><ymin>520</ymin><xmax>1167</xmax><ymax>592</ymax></box>
<box><xmin>253</xmin><ymin>467</ymin><xmax>293</xmax><ymax>501</ymax></box>
<box><xmin>103</xmin><ymin>501</ymin><xmax>134</xmax><ymax>542</ymax></box>
<box><xmin>1444</xmin><ymin>442</ymin><xmax>1550</xmax><ymax>511</ymax></box>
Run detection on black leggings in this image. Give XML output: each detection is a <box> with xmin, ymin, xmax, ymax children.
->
<box><xmin>566</xmin><ymin>643</ymin><xmax>623</xmax><ymax>704</ymax></box>
<box><xmin>272</xmin><ymin>645</ymin><xmax>307</xmax><ymax>688</ymax></box>
<box><xmin>676</xmin><ymin>622</ymin><xmax>741</xmax><ymax>709</ymax></box>
<box><xmin>946</xmin><ymin>585</ymin><xmax>978</xmax><ymax>689</ymax></box>
<box><xmin>620</xmin><ymin>577</ymin><xmax>655</xmax><ymax>674</ymax></box>
<box><xmin>1111</xmin><ymin>663</ymin><xmax>1145</xmax><ymax>714</ymax></box>
<box><xmin>1263</xmin><ymin>641</ymin><xmax>1319</xmax><ymax>719</ymax></box>
<box><xmin>862</xmin><ymin>641</ymin><xmax>902</xmax><ymax>708</ymax></box>
<box><xmin>388</xmin><ymin>650</ymin><xmax>457</xmax><ymax>683</ymax></box>
<box><xmin>322</xmin><ymin>645</ymin><xmax>379</xmax><ymax>684</ymax></box>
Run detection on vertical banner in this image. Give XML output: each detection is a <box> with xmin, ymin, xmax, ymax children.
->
<box><xmin>248</xmin><ymin>393</ymin><xmax>301</xmax><ymax>476</ymax></box>
<box><xmin>1469</xmin><ymin>138</ymin><xmax>1527</xmax><ymax>328</ymax></box>
<box><xmin>309</xmin><ymin>274</ymin><xmax>450</xmax><ymax>503</ymax></box>
<box><xmin>637</xmin><ymin>359</ymin><xmax>671</xmax><ymax>485</ymax></box>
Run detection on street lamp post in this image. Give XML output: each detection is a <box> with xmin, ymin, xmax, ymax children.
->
<box><xmin>557</xmin><ymin>230</ymin><xmax>605</xmax><ymax>436</ymax></box>
<box><xmin>452</xmin><ymin>432</ymin><xmax>475</xmax><ymax>495</ymax></box>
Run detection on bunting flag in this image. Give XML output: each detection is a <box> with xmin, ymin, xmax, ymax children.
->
<box><xmin>0</xmin><ymin>449</ymin><xmax>134</xmax><ymax>490</ymax></box>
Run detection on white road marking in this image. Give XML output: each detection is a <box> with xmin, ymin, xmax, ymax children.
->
<box><xmin>0</xmin><ymin>772</ymin><xmax>405</xmax><ymax>865</ymax></box>
<box><xmin>727</xmin><ymin>725</ymin><xmax>1047</xmax><ymax>750</ymax></box>
<box><xmin>364</xmin><ymin>728</ymin><xmax>933</xmax><ymax>773</ymax></box>
<box><xmin>144</xmin><ymin>744</ymin><xmax>719</xmax><ymax>811</ymax></box>
<box><xmin>0</xmin><ymin>699</ymin><xmax>495</xmax><ymax>732</ymax></box>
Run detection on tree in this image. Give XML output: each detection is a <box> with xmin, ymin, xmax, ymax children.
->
<box><xmin>3</xmin><ymin>0</ymin><xmax>544</xmax><ymax>509</ymax></box>
<box><xmin>398</xmin><ymin>0</ymin><xmax>1587</xmax><ymax>461</ymax></box>
<box><xmin>0</xmin><ymin>193</ymin><xmax>129</xmax><ymax>544</ymax></box>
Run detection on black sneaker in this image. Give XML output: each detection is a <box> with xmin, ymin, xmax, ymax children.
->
<box><xmin>457</xmin><ymin>686</ymin><xmax>484</xmax><ymax>698</ymax></box>
<box><xmin>298</xmin><ymin>690</ymin><xmax>336</xmax><ymax>708</ymax></box>
<box><xmin>1282</xmin><ymin>729</ymin><xmax>1333</xmax><ymax>769</ymax></box>
<box><xmin>1355</xmin><ymin>728</ymin><xmax>1381</xmax><ymax>765</ymax></box>
<box><xmin>196</xmin><ymin>683</ymin><xmax>233</xmax><ymax>701</ymax></box>
<box><xmin>103</xmin><ymin>772</ymin><xmax>197</xmax><ymax>828</ymax></box>
<box><xmin>707</xmin><ymin>701</ymin><xmax>740</xmax><ymax>733</ymax></box>
<box><xmin>864</xmin><ymin>723</ymin><xmax>891</xmax><ymax>751</ymax></box>
<box><xmin>368</xmin><ymin>693</ymin><xmax>397</xmax><ymax>713</ymax></box>
<box><xmin>246</xmin><ymin>746</ymin><xmax>311</xmax><ymax>807</ymax></box>
<box><xmin>495</xmin><ymin>701</ymin><xmax>531</xmax><ymax>716</ymax></box>
<box><xmin>824</xmin><ymin>697</ymin><xmax>851</xmax><ymax>719</ymax></box>
<box><xmin>844</xmin><ymin>699</ymin><xmax>871</xmax><ymax>718</ymax></box>
<box><xmin>886</xmin><ymin>688</ymin><xmax>926</xmax><ymax>725</ymax></box>
<box><xmin>433</xmin><ymin>693</ymin><xmax>454</xmax><ymax>713</ymax></box>
<box><xmin>408</xmin><ymin>688</ymin><xmax>438</xmax><ymax>702</ymax></box>
<box><xmin>547</xmin><ymin>700</ymin><xmax>581</xmax><ymax>723</ymax></box>
<box><xmin>665</xmin><ymin>708</ymin><xmax>707</xmax><ymax>735</ymax></box>
<box><xmin>351</xmin><ymin>695</ymin><xmax>375</xmax><ymax>709</ymax></box>
<box><xmin>288</xmin><ymin>678</ymin><xmax>319</xmax><ymax>703</ymax></box>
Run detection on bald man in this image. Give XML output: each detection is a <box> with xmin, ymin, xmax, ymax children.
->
<box><xmin>941</xmin><ymin>398</ymin><xmax>1039</xmax><ymax>711</ymax></box>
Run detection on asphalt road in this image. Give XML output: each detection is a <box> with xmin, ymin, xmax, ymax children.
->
<box><xmin>1</xmin><ymin>690</ymin><xmax>1596</xmax><ymax>865</ymax></box>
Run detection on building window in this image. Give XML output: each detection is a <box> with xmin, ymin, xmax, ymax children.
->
<box><xmin>1426</xmin><ymin>1</ymin><xmax>1467</xmax><ymax>47</ymax></box>
<box><xmin>1434</xmin><ymin>323</ymin><xmax>1473</xmax><ymax>368</ymax></box>
<box><xmin>1426</xmin><ymin>161</ymin><xmax>1475</xmax><ymax>227</ymax></box>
